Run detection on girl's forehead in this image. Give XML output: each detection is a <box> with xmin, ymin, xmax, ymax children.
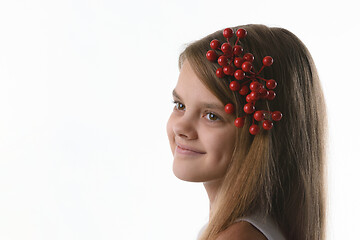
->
<box><xmin>175</xmin><ymin>61</ymin><xmax>222</xmax><ymax>105</ymax></box>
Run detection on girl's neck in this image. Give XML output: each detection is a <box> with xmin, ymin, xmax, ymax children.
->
<box><xmin>203</xmin><ymin>178</ymin><xmax>223</xmax><ymax>219</ymax></box>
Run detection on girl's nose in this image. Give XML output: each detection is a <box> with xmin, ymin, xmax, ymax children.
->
<box><xmin>173</xmin><ymin>114</ymin><xmax>198</xmax><ymax>140</ymax></box>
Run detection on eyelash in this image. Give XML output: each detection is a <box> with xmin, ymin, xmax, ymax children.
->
<box><xmin>172</xmin><ymin>101</ymin><xmax>222</xmax><ymax>122</ymax></box>
<box><xmin>173</xmin><ymin>101</ymin><xmax>186</xmax><ymax>111</ymax></box>
<box><xmin>204</xmin><ymin>112</ymin><xmax>221</xmax><ymax>121</ymax></box>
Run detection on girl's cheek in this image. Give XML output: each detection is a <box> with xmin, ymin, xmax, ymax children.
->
<box><xmin>166</xmin><ymin>114</ymin><xmax>175</xmax><ymax>139</ymax></box>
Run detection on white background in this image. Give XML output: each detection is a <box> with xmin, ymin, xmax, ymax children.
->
<box><xmin>0</xmin><ymin>0</ymin><xmax>358</xmax><ymax>239</ymax></box>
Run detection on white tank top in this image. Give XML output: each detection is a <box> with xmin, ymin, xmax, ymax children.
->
<box><xmin>197</xmin><ymin>214</ymin><xmax>286</xmax><ymax>240</ymax></box>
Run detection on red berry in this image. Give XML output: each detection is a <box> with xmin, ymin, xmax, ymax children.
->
<box><xmin>206</xmin><ymin>50</ymin><xmax>218</xmax><ymax>62</ymax></box>
<box><xmin>262</xmin><ymin>120</ymin><xmax>273</xmax><ymax>130</ymax></box>
<box><xmin>249</xmin><ymin>124</ymin><xmax>260</xmax><ymax>135</ymax></box>
<box><xmin>250</xmin><ymin>81</ymin><xmax>262</xmax><ymax>92</ymax></box>
<box><xmin>218</xmin><ymin>55</ymin><xmax>228</xmax><ymax>66</ymax></box>
<box><xmin>234</xmin><ymin>117</ymin><xmax>245</xmax><ymax>128</ymax></box>
<box><xmin>259</xmin><ymin>88</ymin><xmax>269</xmax><ymax>99</ymax></box>
<box><xmin>239</xmin><ymin>85</ymin><xmax>249</xmax><ymax>95</ymax></box>
<box><xmin>229</xmin><ymin>81</ymin><xmax>240</xmax><ymax>91</ymax></box>
<box><xmin>271</xmin><ymin>111</ymin><xmax>283</xmax><ymax>121</ymax></box>
<box><xmin>236</xmin><ymin>28</ymin><xmax>247</xmax><ymax>39</ymax></box>
<box><xmin>223</xmin><ymin>65</ymin><xmax>234</xmax><ymax>75</ymax></box>
<box><xmin>244</xmin><ymin>103</ymin><xmax>255</xmax><ymax>114</ymax></box>
<box><xmin>246</xmin><ymin>94</ymin><xmax>254</xmax><ymax>103</ymax></box>
<box><xmin>216</xmin><ymin>67</ymin><xmax>225</xmax><ymax>78</ymax></box>
<box><xmin>250</xmin><ymin>91</ymin><xmax>260</xmax><ymax>101</ymax></box>
<box><xmin>267</xmin><ymin>90</ymin><xmax>276</xmax><ymax>100</ymax></box>
<box><xmin>243</xmin><ymin>53</ymin><xmax>254</xmax><ymax>62</ymax></box>
<box><xmin>210</xmin><ymin>39</ymin><xmax>220</xmax><ymax>50</ymax></box>
<box><xmin>224</xmin><ymin>103</ymin><xmax>234</xmax><ymax>114</ymax></box>
<box><xmin>223</xmin><ymin>28</ymin><xmax>233</xmax><ymax>38</ymax></box>
<box><xmin>266</xmin><ymin>79</ymin><xmax>277</xmax><ymax>89</ymax></box>
<box><xmin>263</xmin><ymin>56</ymin><xmax>273</xmax><ymax>66</ymax></box>
<box><xmin>242</xmin><ymin>61</ymin><xmax>252</xmax><ymax>72</ymax></box>
<box><xmin>254</xmin><ymin>111</ymin><xmax>265</xmax><ymax>121</ymax></box>
<box><xmin>233</xmin><ymin>45</ymin><xmax>243</xmax><ymax>56</ymax></box>
<box><xmin>234</xmin><ymin>70</ymin><xmax>245</xmax><ymax>80</ymax></box>
<box><xmin>221</xmin><ymin>43</ymin><xmax>232</xmax><ymax>54</ymax></box>
<box><xmin>234</xmin><ymin>57</ymin><xmax>244</xmax><ymax>68</ymax></box>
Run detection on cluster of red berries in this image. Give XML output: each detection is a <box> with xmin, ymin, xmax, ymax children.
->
<box><xmin>206</xmin><ymin>28</ymin><xmax>282</xmax><ymax>135</ymax></box>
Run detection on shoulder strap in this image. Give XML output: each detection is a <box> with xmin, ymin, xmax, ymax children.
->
<box><xmin>234</xmin><ymin>214</ymin><xmax>286</xmax><ymax>240</ymax></box>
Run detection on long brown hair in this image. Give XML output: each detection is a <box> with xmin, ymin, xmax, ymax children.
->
<box><xmin>179</xmin><ymin>24</ymin><xmax>327</xmax><ymax>240</ymax></box>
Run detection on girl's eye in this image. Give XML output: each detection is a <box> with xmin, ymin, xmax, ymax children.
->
<box><xmin>174</xmin><ymin>101</ymin><xmax>186</xmax><ymax>111</ymax></box>
<box><xmin>206</xmin><ymin>112</ymin><xmax>219</xmax><ymax>121</ymax></box>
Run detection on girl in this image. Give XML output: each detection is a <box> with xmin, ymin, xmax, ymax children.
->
<box><xmin>167</xmin><ymin>24</ymin><xmax>326</xmax><ymax>240</ymax></box>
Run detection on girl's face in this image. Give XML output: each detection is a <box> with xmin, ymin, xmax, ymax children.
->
<box><xmin>167</xmin><ymin>60</ymin><xmax>236</xmax><ymax>183</ymax></box>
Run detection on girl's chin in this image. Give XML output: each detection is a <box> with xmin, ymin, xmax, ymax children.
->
<box><xmin>172</xmin><ymin>164</ymin><xmax>221</xmax><ymax>183</ymax></box>
<box><xmin>172</xmin><ymin>165</ymin><xmax>202</xmax><ymax>182</ymax></box>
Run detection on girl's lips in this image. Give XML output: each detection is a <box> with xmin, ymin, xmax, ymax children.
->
<box><xmin>175</xmin><ymin>143</ymin><xmax>206</xmax><ymax>155</ymax></box>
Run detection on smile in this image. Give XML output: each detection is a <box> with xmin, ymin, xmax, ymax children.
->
<box><xmin>175</xmin><ymin>143</ymin><xmax>206</xmax><ymax>155</ymax></box>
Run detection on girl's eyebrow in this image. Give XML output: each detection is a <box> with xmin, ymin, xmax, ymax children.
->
<box><xmin>201</xmin><ymin>103</ymin><xmax>224</xmax><ymax>111</ymax></box>
<box><xmin>172</xmin><ymin>89</ymin><xmax>181</xmax><ymax>100</ymax></box>
<box><xmin>172</xmin><ymin>89</ymin><xmax>224</xmax><ymax>112</ymax></box>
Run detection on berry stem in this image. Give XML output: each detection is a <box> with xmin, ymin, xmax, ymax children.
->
<box><xmin>249</xmin><ymin>70</ymin><xmax>257</xmax><ymax>75</ymax></box>
<box><xmin>256</xmin><ymin>76</ymin><xmax>267</xmax><ymax>81</ymax></box>
<box><xmin>239</xmin><ymin>79</ymin><xmax>252</xmax><ymax>87</ymax></box>
<box><xmin>257</xmin><ymin>65</ymin><xmax>265</xmax><ymax>75</ymax></box>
